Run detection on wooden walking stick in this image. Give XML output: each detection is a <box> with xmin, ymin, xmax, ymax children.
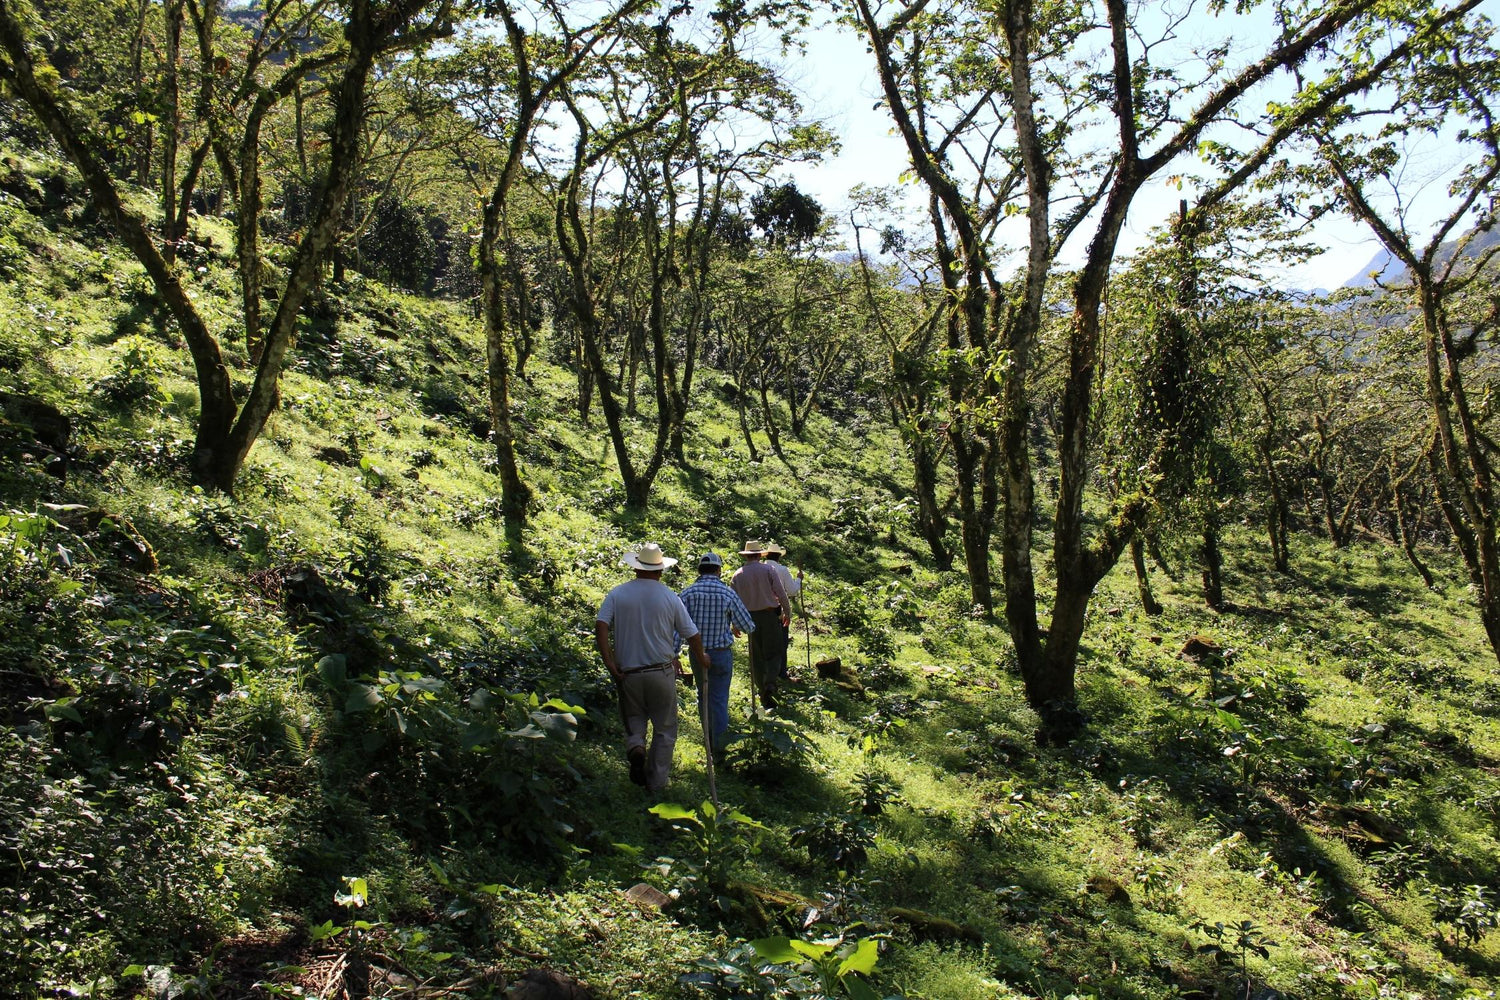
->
<box><xmin>748</xmin><ymin>636</ymin><xmax>760</xmax><ymax>717</ymax></box>
<box><xmin>697</xmin><ymin>673</ymin><xmax>719</xmax><ymax>808</ymax></box>
<box><xmin>798</xmin><ymin>558</ymin><xmax>810</xmax><ymax>675</ymax></box>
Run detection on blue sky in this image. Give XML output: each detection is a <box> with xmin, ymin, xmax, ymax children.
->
<box><xmin>771</xmin><ymin>13</ymin><xmax>1435</xmax><ymax>292</ymax></box>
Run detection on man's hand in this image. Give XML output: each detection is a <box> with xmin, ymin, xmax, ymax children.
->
<box><xmin>686</xmin><ymin>634</ymin><xmax>712</xmax><ymax>679</ymax></box>
<box><xmin>595</xmin><ymin>621</ymin><xmax>622</xmax><ymax>681</ymax></box>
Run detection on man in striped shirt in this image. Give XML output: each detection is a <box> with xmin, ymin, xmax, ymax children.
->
<box><xmin>677</xmin><ymin>552</ymin><xmax>755</xmax><ymax>753</ymax></box>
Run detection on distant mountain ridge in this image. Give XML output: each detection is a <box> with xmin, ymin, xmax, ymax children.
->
<box><xmin>1343</xmin><ymin>226</ymin><xmax>1500</xmax><ymax>288</ymax></box>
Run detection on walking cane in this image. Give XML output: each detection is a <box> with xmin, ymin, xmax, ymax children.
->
<box><xmin>748</xmin><ymin>637</ymin><xmax>759</xmax><ymax>718</ymax></box>
<box><xmin>798</xmin><ymin>559</ymin><xmax>811</xmax><ymax>676</ymax></box>
<box><xmin>698</xmin><ymin>672</ymin><xmax>719</xmax><ymax>809</ymax></box>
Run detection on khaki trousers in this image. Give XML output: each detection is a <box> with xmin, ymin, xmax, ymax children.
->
<box><xmin>618</xmin><ymin>665</ymin><xmax>678</xmax><ymax>792</ymax></box>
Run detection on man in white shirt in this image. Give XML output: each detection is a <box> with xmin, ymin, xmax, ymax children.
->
<box><xmin>596</xmin><ymin>543</ymin><xmax>712</xmax><ymax>793</ymax></box>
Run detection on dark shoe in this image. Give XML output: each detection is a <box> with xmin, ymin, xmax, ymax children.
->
<box><xmin>627</xmin><ymin>747</ymin><xmax>646</xmax><ymax>786</ymax></box>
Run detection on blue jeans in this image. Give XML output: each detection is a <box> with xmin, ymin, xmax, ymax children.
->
<box><xmin>702</xmin><ymin>646</ymin><xmax>733</xmax><ymax>749</ymax></box>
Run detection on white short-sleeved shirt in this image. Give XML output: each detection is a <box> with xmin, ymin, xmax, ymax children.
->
<box><xmin>598</xmin><ymin>578</ymin><xmax>700</xmax><ymax>669</ymax></box>
<box><xmin>771</xmin><ymin>561</ymin><xmax>802</xmax><ymax>600</ymax></box>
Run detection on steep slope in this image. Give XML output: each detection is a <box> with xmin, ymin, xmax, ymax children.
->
<box><xmin>1</xmin><ymin>150</ymin><xmax>1497</xmax><ymax>1000</ymax></box>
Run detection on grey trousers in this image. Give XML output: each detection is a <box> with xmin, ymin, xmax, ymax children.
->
<box><xmin>748</xmin><ymin>608</ymin><xmax>786</xmax><ymax>702</ymax></box>
<box><xmin>618</xmin><ymin>665</ymin><xmax>678</xmax><ymax>792</ymax></box>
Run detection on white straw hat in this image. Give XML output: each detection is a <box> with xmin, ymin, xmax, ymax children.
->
<box><xmin>621</xmin><ymin>542</ymin><xmax>677</xmax><ymax>572</ymax></box>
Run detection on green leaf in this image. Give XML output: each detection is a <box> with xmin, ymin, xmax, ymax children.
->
<box><xmin>838</xmin><ymin>938</ymin><xmax>879</xmax><ymax>976</ymax></box>
<box><xmin>317</xmin><ymin>654</ymin><xmax>347</xmax><ymax>688</ymax></box>
<box><xmin>843</xmin><ymin>975</ymin><xmax>882</xmax><ymax>1000</ymax></box>
<box><xmin>459</xmin><ymin>722</ymin><xmax>496</xmax><ymax>750</ymax></box>
<box><xmin>502</xmin><ymin>723</ymin><xmax>545</xmax><ymax>739</ymax></box>
<box><xmin>308</xmin><ymin>920</ymin><xmax>343</xmax><ymax>942</ymax></box>
<box><xmin>400</xmin><ymin>674</ymin><xmax>445</xmax><ymax>695</ymax></box>
<box><xmin>722</xmin><ymin>808</ymin><xmax>764</xmax><ymax>828</ymax></box>
<box><xmin>335</xmin><ymin>876</ymin><xmax>368</xmax><ymax>909</ymax></box>
<box><xmin>749</xmin><ymin>937</ymin><xmax>801</xmax><ymax>964</ymax></box>
<box><xmin>345</xmin><ymin>683</ymin><xmax>383</xmax><ymax>713</ymax></box>
<box><xmin>790</xmin><ymin>939</ymin><xmax>834</xmax><ymax>959</ymax></box>
<box><xmin>44</xmin><ymin>700</ymin><xmax>83</xmax><ymax>724</ymax></box>
<box><xmin>530</xmin><ymin>710</ymin><xmax>578</xmax><ymax>739</ymax></box>
<box><xmin>121</xmin><ymin>964</ymin><xmax>147</xmax><ymax>977</ymax></box>
<box><xmin>648</xmin><ymin>802</ymin><xmax>697</xmax><ymax>821</ymax></box>
<box><xmin>1215</xmin><ymin>709</ymin><xmax>1243</xmax><ymax>731</ymax></box>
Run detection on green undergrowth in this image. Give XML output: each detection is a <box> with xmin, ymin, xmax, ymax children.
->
<box><xmin>1</xmin><ymin>150</ymin><xmax>1498</xmax><ymax>1000</ymax></box>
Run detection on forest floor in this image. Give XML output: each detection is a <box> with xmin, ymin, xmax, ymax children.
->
<box><xmin>1</xmin><ymin>149</ymin><xmax>1498</xmax><ymax>1000</ymax></box>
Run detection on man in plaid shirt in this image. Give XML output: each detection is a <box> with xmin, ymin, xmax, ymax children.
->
<box><xmin>677</xmin><ymin>552</ymin><xmax>755</xmax><ymax>753</ymax></box>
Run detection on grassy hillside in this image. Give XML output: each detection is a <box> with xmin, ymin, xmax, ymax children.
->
<box><xmin>2</xmin><ymin>151</ymin><xmax>1498</xmax><ymax>1000</ymax></box>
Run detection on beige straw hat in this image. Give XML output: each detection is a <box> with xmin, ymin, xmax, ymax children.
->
<box><xmin>621</xmin><ymin>542</ymin><xmax>677</xmax><ymax>571</ymax></box>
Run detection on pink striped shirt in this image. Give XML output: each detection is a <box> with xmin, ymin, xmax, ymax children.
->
<box><xmin>730</xmin><ymin>560</ymin><xmax>790</xmax><ymax>614</ymax></box>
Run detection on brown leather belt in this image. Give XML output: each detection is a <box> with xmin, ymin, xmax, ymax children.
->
<box><xmin>621</xmin><ymin>661</ymin><xmax>673</xmax><ymax>675</ymax></box>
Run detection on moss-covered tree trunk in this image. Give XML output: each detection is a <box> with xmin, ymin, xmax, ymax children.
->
<box><xmin>1132</xmin><ymin>537</ymin><xmax>1163</xmax><ymax>616</ymax></box>
<box><xmin>160</xmin><ymin>0</ymin><xmax>181</xmax><ymax>265</ymax></box>
<box><xmin>2</xmin><ymin>0</ymin><xmax>446</xmax><ymax>492</ymax></box>
<box><xmin>480</xmin><ymin>203</ymin><xmax>534</xmax><ymax>529</ymax></box>
<box><xmin>910</xmin><ymin>424</ymin><xmax>952</xmax><ymax>572</ymax></box>
<box><xmin>1416</xmin><ymin>276</ymin><xmax>1500</xmax><ymax>662</ymax></box>
<box><xmin>0</xmin><ymin>2</ymin><xmax>236</xmax><ymax>482</ymax></box>
<box><xmin>1392</xmin><ymin>468</ymin><xmax>1434</xmax><ymax>589</ymax></box>
<box><xmin>1201</xmin><ymin>520</ymin><xmax>1225</xmax><ymax>611</ymax></box>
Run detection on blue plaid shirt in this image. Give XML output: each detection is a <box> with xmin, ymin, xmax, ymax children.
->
<box><xmin>677</xmin><ymin>574</ymin><xmax>756</xmax><ymax>651</ymax></box>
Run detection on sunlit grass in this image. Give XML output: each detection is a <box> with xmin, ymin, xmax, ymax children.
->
<box><xmin>2</xmin><ymin>150</ymin><xmax>1497</xmax><ymax>998</ymax></box>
